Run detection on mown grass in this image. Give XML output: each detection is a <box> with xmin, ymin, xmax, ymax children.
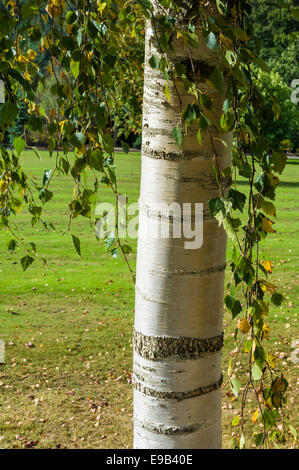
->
<box><xmin>0</xmin><ymin>150</ymin><xmax>298</xmax><ymax>449</ymax></box>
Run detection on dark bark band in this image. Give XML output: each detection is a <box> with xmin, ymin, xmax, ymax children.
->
<box><xmin>133</xmin><ymin>329</ymin><xmax>224</xmax><ymax>361</ymax></box>
<box><xmin>133</xmin><ymin>374</ymin><xmax>223</xmax><ymax>402</ymax></box>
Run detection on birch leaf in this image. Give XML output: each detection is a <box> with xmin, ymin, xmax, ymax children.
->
<box><xmin>261</xmin><ymin>217</ymin><xmax>276</xmax><ymax>233</ymax></box>
<box><xmin>163</xmin><ymin>83</ymin><xmax>171</xmax><ymax>103</ymax></box>
<box><xmin>237</xmin><ymin>318</ymin><xmax>250</xmax><ymax>334</ymax></box>
<box><xmin>172</xmin><ymin>125</ymin><xmax>182</xmax><ymax>147</ymax></box>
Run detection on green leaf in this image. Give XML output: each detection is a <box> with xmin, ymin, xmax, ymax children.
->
<box><xmin>0</xmin><ymin>101</ymin><xmax>18</xmax><ymax>124</ymax></box>
<box><xmin>257</xmin><ymin>198</ymin><xmax>276</xmax><ymax>217</ymax></box>
<box><xmin>272</xmin><ymin>102</ymin><xmax>280</xmax><ymax>119</ymax></box>
<box><xmin>138</xmin><ymin>0</ymin><xmax>151</xmax><ymax>9</ymax></box>
<box><xmin>174</xmin><ymin>62</ymin><xmax>186</xmax><ymax>77</ymax></box>
<box><xmin>29</xmin><ymin>242</ymin><xmax>36</xmax><ymax>252</ymax></box>
<box><xmin>289</xmin><ymin>424</ymin><xmax>297</xmax><ymax>441</ymax></box>
<box><xmin>224</xmin><ymin>295</ymin><xmax>242</xmax><ymax>318</ymax></box>
<box><xmin>186</xmin><ymin>32</ymin><xmax>198</xmax><ymax>48</ymax></box>
<box><xmin>7</xmin><ymin>238</ymin><xmax>17</xmax><ymax>252</ymax></box>
<box><xmin>244</xmin><ymin>340</ymin><xmax>253</xmax><ymax>353</ymax></box>
<box><xmin>197</xmin><ymin>128</ymin><xmax>202</xmax><ymax>145</ymax></box>
<box><xmin>232</xmin><ymin>67</ymin><xmax>248</xmax><ymax>87</ymax></box>
<box><xmin>227</xmin><ymin>188</ymin><xmax>246</xmax><ymax>212</ymax></box>
<box><xmin>208</xmin><ymin>67</ymin><xmax>225</xmax><ymax>95</ymax></box>
<box><xmin>27</xmin><ymin>116</ymin><xmax>43</xmax><ymax>132</ymax></box>
<box><xmin>71</xmin><ymin>234</ymin><xmax>81</xmax><ymax>257</ymax></box>
<box><xmin>254</xmin><ymin>345</ymin><xmax>266</xmax><ymax>369</ymax></box>
<box><xmin>254</xmin><ymin>432</ymin><xmax>265</xmax><ymax>447</ymax></box>
<box><xmin>122</xmin><ymin>244</ymin><xmax>133</xmax><ymax>254</ymax></box>
<box><xmin>149</xmin><ymin>55</ymin><xmax>160</xmax><ymax>69</ymax></box>
<box><xmin>233</xmin><ymin>27</ymin><xmax>249</xmax><ymax>41</ymax></box>
<box><xmin>66</xmin><ymin>10</ymin><xmax>78</xmax><ymax>24</ymax></box>
<box><xmin>13</xmin><ymin>137</ymin><xmax>25</xmax><ymax>156</ymax></box>
<box><xmin>172</xmin><ymin>124</ymin><xmax>182</xmax><ymax>147</ymax></box>
<box><xmin>291</xmin><ymin>6</ymin><xmax>299</xmax><ymax>20</ymax></box>
<box><xmin>263</xmin><ymin>409</ymin><xmax>276</xmax><ymax>429</ymax></box>
<box><xmin>271</xmin><ymin>291</ymin><xmax>284</xmax><ymax>306</ymax></box>
<box><xmin>21</xmin><ymin>255</ymin><xmax>34</xmax><ymax>271</ymax></box>
<box><xmin>237</xmin><ymin>257</ymin><xmax>255</xmax><ymax>285</ymax></box>
<box><xmin>253</xmin><ymin>58</ymin><xmax>269</xmax><ymax>72</ymax></box>
<box><xmin>269</xmin><ymin>152</ymin><xmax>287</xmax><ymax>175</ymax></box>
<box><xmin>252</xmin><ymin>362</ymin><xmax>263</xmax><ymax>381</ymax></box>
<box><xmin>220</xmin><ymin>111</ymin><xmax>235</xmax><ymax>132</ymax></box>
<box><xmin>198</xmin><ymin>113</ymin><xmax>211</xmax><ymax>131</ymax></box>
<box><xmin>70</xmin><ymin>132</ymin><xmax>85</xmax><ymax>148</ymax></box>
<box><xmin>71</xmin><ymin>61</ymin><xmax>80</xmax><ymax>78</ymax></box>
<box><xmin>230</xmin><ymin>377</ymin><xmax>241</xmax><ymax>398</ymax></box>
<box><xmin>209</xmin><ymin>197</ymin><xmax>225</xmax><ymax>218</ymax></box>
<box><xmin>183</xmin><ymin>104</ymin><xmax>200</xmax><ymax>125</ymax></box>
<box><xmin>200</xmin><ymin>94</ymin><xmax>213</xmax><ymax>110</ymax></box>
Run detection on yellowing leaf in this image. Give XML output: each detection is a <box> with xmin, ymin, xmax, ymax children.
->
<box><xmin>46</xmin><ymin>0</ymin><xmax>66</xmax><ymax>18</ymax></box>
<box><xmin>262</xmin><ymin>260</ymin><xmax>273</xmax><ymax>274</ymax></box>
<box><xmin>260</xmin><ymin>280</ymin><xmax>276</xmax><ymax>294</ymax></box>
<box><xmin>273</xmin><ymin>378</ymin><xmax>286</xmax><ymax>393</ymax></box>
<box><xmin>267</xmin><ymin>353</ymin><xmax>276</xmax><ymax>369</ymax></box>
<box><xmin>232</xmin><ymin>415</ymin><xmax>240</xmax><ymax>426</ymax></box>
<box><xmin>66</xmin><ymin>23</ymin><xmax>74</xmax><ymax>34</ymax></box>
<box><xmin>43</xmin><ymin>36</ymin><xmax>52</xmax><ymax>50</ymax></box>
<box><xmin>163</xmin><ymin>83</ymin><xmax>171</xmax><ymax>103</ymax></box>
<box><xmin>262</xmin><ymin>323</ymin><xmax>271</xmax><ymax>339</ymax></box>
<box><xmin>63</xmin><ymin>82</ymin><xmax>71</xmax><ymax>98</ymax></box>
<box><xmin>262</xmin><ymin>217</ymin><xmax>276</xmax><ymax>233</ymax></box>
<box><xmin>98</xmin><ymin>2</ymin><xmax>106</xmax><ymax>15</ymax></box>
<box><xmin>27</xmin><ymin>49</ymin><xmax>37</xmax><ymax>60</ymax></box>
<box><xmin>23</xmin><ymin>72</ymin><xmax>32</xmax><ymax>82</ymax></box>
<box><xmin>266</xmin><ymin>397</ymin><xmax>274</xmax><ymax>409</ymax></box>
<box><xmin>258</xmin><ymin>300</ymin><xmax>269</xmax><ymax>316</ymax></box>
<box><xmin>59</xmin><ymin>120</ymin><xmax>66</xmax><ymax>134</ymax></box>
<box><xmin>49</xmin><ymin>108</ymin><xmax>56</xmax><ymax>119</ymax></box>
<box><xmin>0</xmin><ymin>180</ymin><xmax>8</xmax><ymax>192</ymax></box>
<box><xmin>237</xmin><ymin>318</ymin><xmax>251</xmax><ymax>334</ymax></box>
<box><xmin>177</xmin><ymin>31</ymin><xmax>184</xmax><ymax>42</ymax></box>
<box><xmin>272</xmin><ymin>394</ymin><xmax>281</xmax><ymax>408</ymax></box>
<box><xmin>251</xmin><ymin>408</ymin><xmax>259</xmax><ymax>423</ymax></box>
<box><xmin>18</xmin><ymin>55</ymin><xmax>29</xmax><ymax>64</ymax></box>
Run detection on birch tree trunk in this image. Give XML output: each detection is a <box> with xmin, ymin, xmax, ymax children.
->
<box><xmin>133</xmin><ymin>2</ymin><xmax>232</xmax><ymax>449</ymax></box>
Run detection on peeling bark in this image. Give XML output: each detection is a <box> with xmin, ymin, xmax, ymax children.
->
<box><xmin>134</xmin><ymin>330</ymin><xmax>223</xmax><ymax>361</ymax></box>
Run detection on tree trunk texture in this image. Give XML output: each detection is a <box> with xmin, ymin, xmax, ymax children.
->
<box><xmin>134</xmin><ymin>5</ymin><xmax>232</xmax><ymax>449</ymax></box>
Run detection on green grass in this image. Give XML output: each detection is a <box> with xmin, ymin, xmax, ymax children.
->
<box><xmin>0</xmin><ymin>150</ymin><xmax>298</xmax><ymax>448</ymax></box>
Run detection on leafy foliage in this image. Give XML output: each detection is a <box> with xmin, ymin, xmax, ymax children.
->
<box><xmin>250</xmin><ymin>0</ymin><xmax>298</xmax><ymax>85</ymax></box>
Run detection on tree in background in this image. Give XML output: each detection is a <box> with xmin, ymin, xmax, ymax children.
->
<box><xmin>250</xmin><ymin>0</ymin><xmax>298</xmax><ymax>85</ymax></box>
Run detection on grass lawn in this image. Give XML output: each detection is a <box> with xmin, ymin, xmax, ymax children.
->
<box><xmin>0</xmin><ymin>150</ymin><xmax>298</xmax><ymax>449</ymax></box>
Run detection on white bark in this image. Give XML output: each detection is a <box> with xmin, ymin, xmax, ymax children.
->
<box><xmin>133</xmin><ymin>6</ymin><xmax>231</xmax><ymax>449</ymax></box>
